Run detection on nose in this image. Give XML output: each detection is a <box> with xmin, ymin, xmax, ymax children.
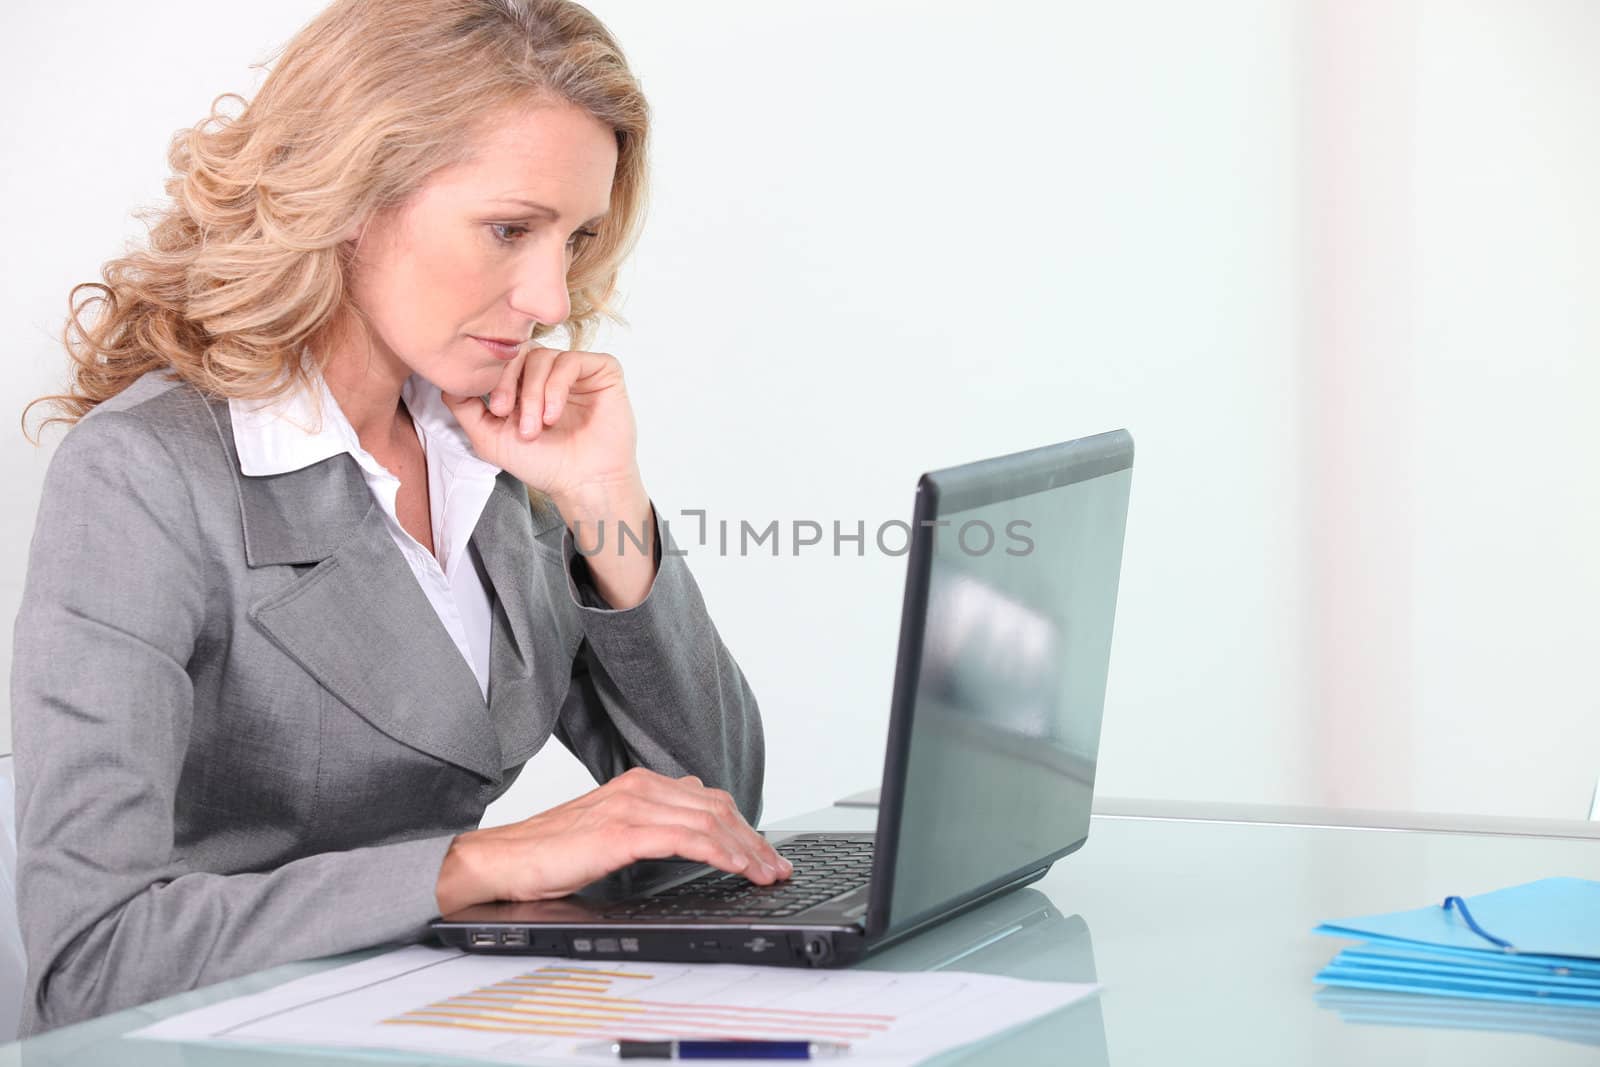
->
<box><xmin>507</xmin><ymin>244</ymin><xmax>574</xmax><ymax>328</ymax></box>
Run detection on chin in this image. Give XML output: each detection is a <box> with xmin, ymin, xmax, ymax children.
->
<box><xmin>421</xmin><ymin>360</ymin><xmax>499</xmax><ymax>399</ymax></box>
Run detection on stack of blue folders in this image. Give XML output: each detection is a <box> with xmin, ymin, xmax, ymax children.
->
<box><xmin>1314</xmin><ymin>877</ymin><xmax>1600</xmax><ymax>1008</ymax></box>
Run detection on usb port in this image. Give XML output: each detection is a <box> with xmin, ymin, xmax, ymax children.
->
<box><xmin>501</xmin><ymin>929</ymin><xmax>528</xmax><ymax>947</ymax></box>
<box><xmin>470</xmin><ymin>931</ymin><xmax>498</xmax><ymax>946</ymax></box>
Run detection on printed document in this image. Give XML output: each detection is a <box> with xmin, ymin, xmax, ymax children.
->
<box><xmin>130</xmin><ymin>943</ymin><xmax>1099</xmax><ymax>1065</ymax></box>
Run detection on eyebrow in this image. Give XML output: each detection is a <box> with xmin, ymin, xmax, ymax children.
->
<box><xmin>490</xmin><ymin>198</ymin><xmax>608</xmax><ymax>227</ymax></box>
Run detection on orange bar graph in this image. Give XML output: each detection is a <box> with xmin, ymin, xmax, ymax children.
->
<box><xmin>379</xmin><ymin>964</ymin><xmax>897</xmax><ymax>1041</ymax></box>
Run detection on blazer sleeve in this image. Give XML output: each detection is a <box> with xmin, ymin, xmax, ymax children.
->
<box><xmin>550</xmin><ymin>502</ymin><xmax>766</xmax><ymax>827</ymax></box>
<box><xmin>9</xmin><ymin>411</ymin><xmax>455</xmax><ymax>1037</ymax></box>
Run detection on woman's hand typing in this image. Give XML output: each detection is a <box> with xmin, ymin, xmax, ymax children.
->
<box><xmin>435</xmin><ymin>767</ymin><xmax>790</xmax><ymax>914</ymax></box>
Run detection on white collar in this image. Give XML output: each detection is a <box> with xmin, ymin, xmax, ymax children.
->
<box><xmin>228</xmin><ymin>351</ymin><xmax>502</xmax><ymax>482</ymax></box>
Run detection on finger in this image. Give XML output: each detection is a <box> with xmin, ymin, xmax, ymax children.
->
<box><xmin>488</xmin><ymin>349</ymin><xmax>529</xmax><ymax>418</ymax></box>
<box><xmin>608</xmin><ymin>767</ymin><xmax>784</xmax><ymax>876</ymax></box>
<box><xmin>604</xmin><ymin>773</ymin><xmax>779</xmax><ymax>879</ymax></box>
<box><xmin>621</xmin><ymin>772</ymin><xmax>788</xmax><ymax>877</ymax></box>
<box><xmin>595</xmin><ymin>791</ymin><xmax>751</xmax><ymax>875</ymax></box>
<box><xmin>623</xmin><ymin>823</ymin><xmax>758</xmax><ymax>879</ymax></box>
<box><xmin>516</xmin><ymin>347</ymin><xmax>564</xmax><ymax>437</ymax></box>
<box><xmin>439</xmin><ymin>389</ymin><xmax>491</xmax><ymax>439</ymax></box>
<box><xmin>603</xmin><ymin>787</ymin><xmax>773</xmax><ymax>879</ymax></box>
<box><xmin>539</xmin><ymin>350</ymin><xmax>590</xmax><ymax>427</ymax></box>
<box><xmin>673</xmin><ymin>782</ymin><xmax>788</xmax><ymax>875</ymax></box>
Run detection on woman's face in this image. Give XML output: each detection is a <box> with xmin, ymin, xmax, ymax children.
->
<box><xmin>341</xmin><ymin>100</ymin><xmax>618</xmax><ymax>398</ymax></box>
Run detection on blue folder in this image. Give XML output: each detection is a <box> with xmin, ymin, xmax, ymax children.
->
<box><xmin>1317</xmin><ymin>877</ymin><xmax>1600</xmax><ymax>958</ymax></box>
<box><xmin>1313</xmin><ymin>877</ymin><xmax>1600</xmax><ymax>1008</ymax></box>
<box><xmin>1334</xmin><ymin>944</ymin><xmax>1600</xmax><ymax>985</ymax></box>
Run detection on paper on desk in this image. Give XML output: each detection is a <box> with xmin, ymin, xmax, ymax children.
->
<box><xmin>129</xmin><ymin>943</ymin><xmax>1099</xmax><ymax>1066</ymax></box>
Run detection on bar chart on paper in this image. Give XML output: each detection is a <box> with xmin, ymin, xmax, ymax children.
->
<box><xmin>381</xmin><ymin>960</ymin><xmax>896</xmax><ymax>1040</ymax></box>
<box><xmin>130</xmin><ymin>944</ymin><xmax>1099</xmax><ymax>1066</ymax></box>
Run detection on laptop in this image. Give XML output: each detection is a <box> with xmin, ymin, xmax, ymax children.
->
<box><xmin>432</xmin><ymin>429</ymin><xmax>1134</xmax><ymax>968</ymax></box>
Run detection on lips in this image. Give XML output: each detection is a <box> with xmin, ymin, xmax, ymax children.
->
<box><xmin>473</xmin><ymin>336</ymin><xmax>523</xmax><ymax>361</ymax></box>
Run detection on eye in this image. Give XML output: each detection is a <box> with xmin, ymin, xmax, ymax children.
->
<box><xmin>489</xmin><ymin>223</ymin><xmax>528</xmax><ymax>246</ymax></box>
<box><xmin>487</xmin><ymin>224</ymin><xmax>600</xmax><ymax>251</ymax></box>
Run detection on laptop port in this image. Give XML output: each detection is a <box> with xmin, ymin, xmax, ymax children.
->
<box><xmin>501</xmin><ymin>929</ymin><xmax>528</xmax><ymax>947</ymax></box>
<box><xmin>470</xmin><ymin>931</ymin><xmax>498</xmax><ymax>946</ymax></box>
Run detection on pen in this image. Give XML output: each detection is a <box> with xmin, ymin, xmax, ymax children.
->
<box><xmin>576</xmin><ymin>1039</ymin><xmax>851</xmax><ymax>1060</ymax></box>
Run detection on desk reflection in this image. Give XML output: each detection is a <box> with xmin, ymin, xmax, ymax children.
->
<box><xmin>860</xmin><ymin>887</ymin><xmax>1109</xmax><ymax>1066</ymax></box>
<box><xmin>1316</xmin><ymin>988</ymin><xmax>1600</xmax><ymax>1050</ymax></box>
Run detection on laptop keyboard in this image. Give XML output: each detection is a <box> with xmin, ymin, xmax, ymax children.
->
<box><xmin>600</xmin><ymin>833</ymin><xmax>874</xmax><ymax>920</ymax></box>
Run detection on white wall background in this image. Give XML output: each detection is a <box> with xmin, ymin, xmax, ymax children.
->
<box><xmin>1</xmin><ymin>0</ymin><xmax>1595</xmax><ymax>828</ymax></box>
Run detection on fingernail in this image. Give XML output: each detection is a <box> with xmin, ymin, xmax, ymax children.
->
<box><xmin>490</xmin><ymin>393</ymin><xmax>504</xmax><ymax>414</ymax></box>
<box><xmin>520</xmin><ymin>416</ymin><xmax>533</xmax><ymax>435</ymax></box>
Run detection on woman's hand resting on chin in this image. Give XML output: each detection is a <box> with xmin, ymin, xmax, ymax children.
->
<box><xmin>441</xmin><ymin>344</ymin><xmax>640</xmax><ymax>507</ymax></box>
<box><xmin>444</xmin><ymin>344</ymin><xmax>659</xmax><ymax>609</ymax></box>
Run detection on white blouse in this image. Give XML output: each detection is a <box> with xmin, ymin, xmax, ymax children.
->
<box><xmin>229</xmin><ymin>358</ymin><xmax>503</xmax><ymax>701</ymax></box>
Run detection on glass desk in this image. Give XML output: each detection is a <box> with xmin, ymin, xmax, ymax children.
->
<box><xmin>3</xmin><ymin>800</ymin><xmax>1598</xmax><ymax>1065</ymax></box>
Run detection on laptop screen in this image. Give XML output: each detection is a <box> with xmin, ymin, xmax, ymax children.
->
<box><xmin>874</xmin><ymin>433</ymin><xmax>1133</xmax><ymax>937</ymax></box>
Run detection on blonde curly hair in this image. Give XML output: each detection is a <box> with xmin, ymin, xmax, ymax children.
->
<box><xmin>22</xmin><ymin>0</ymin><xmax>650</xmax><ymax>444</ymax></box>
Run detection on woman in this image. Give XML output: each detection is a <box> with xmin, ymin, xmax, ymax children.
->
<box><xmin>10</xmin><ymin>0</ymin><xmax>787</xmax><ymax>1037</ymax></box>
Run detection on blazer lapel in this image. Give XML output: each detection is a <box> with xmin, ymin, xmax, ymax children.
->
<box><xmin>469</xmin><ymin>475</ymin><xmax>584</xmax><ymax>772</ymax></box>
<box><xmin>207</xmin><ymin>396</ymin><xmax>505</xmax><ymax>782</ymax></box>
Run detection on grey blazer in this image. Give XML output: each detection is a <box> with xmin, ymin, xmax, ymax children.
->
<box><xmin>8</xmin><ymin>369</ymin><xmax>763</xmax><ymax>1037</ymax></box>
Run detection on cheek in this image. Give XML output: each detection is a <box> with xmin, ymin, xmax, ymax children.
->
<box><xmin>402</xmin><ymin>237</ymin><xmax>497</xmax><ymax>333</ymax></box>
